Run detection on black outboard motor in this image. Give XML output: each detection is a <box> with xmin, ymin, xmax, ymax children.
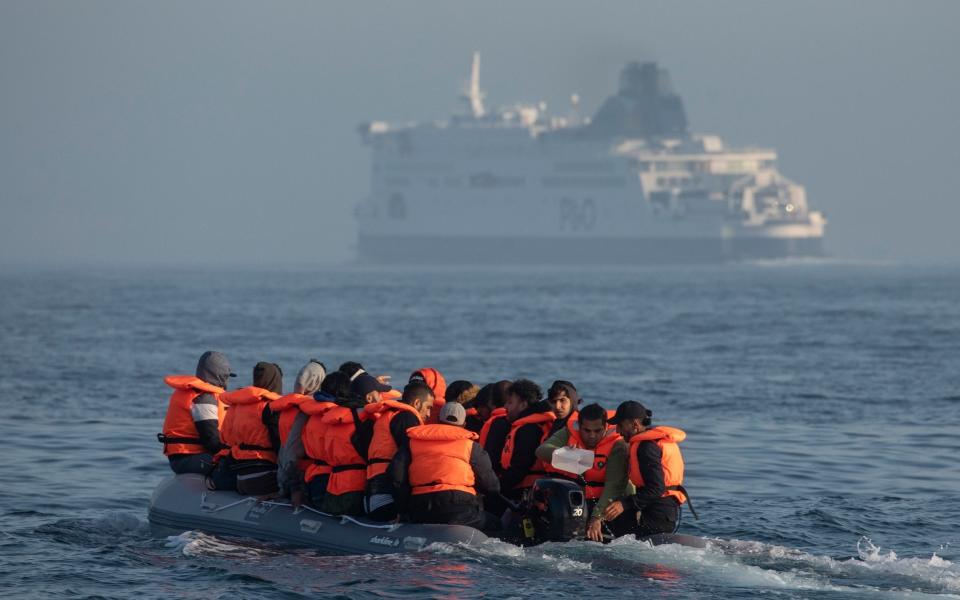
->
<box><xmin>515</xmin><ymin>478</ymin><xmax>586</xmax><ymax>545</ymax></box>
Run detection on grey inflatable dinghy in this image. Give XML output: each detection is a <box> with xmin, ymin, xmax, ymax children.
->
<box><xmin>148</xmin><ymin>474</ymin><xmax>707</xmax><ymax>554</ymax></box>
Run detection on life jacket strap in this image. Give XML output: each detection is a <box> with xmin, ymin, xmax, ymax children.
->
<box><xmin>313</xmin><ymin>459</ymin><xmax>329</xmax><ymax>466</ymax></box>
<box><xmin>157</xmin><ymin>433</ymin><xmax>202</xmax><ymax>445</ymax></box>
<box><xmin>332</xmin><ymin>464</ymin><xmax>366</xmax><ymax>473</ymax></box>
<box><xmin>238</xmin><ymin>443</ymin><xmax>274</xmax><ymax>452</ymax></box>
<box><xmin>367</xmin><ymin>458</ymin><xmax>391</xmax><ymax>464</ymax></box>
<box><xmin>666</xmin><ymin>484</ymin><xmax>698</xmax><ymax>520</ymax></box>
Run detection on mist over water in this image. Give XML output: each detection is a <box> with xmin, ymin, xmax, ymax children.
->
<box><xmin>1</xmin><ymin>262</ymin><xmax>959</xmax><ymax>598</ymax></box>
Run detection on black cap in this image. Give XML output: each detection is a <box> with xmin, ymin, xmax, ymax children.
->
<box><xmin>608</xmin><ymin>401</ymin><xmax>652</xmax><ymax>424</ymax></box>
<box><xmin>351</xmin><ymin>372</ymin><xmax>392</xmax><ymax>397</ymax></box>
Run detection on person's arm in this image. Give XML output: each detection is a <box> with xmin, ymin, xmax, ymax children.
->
<box><xmin>484</xmin><ymin>420</ymin><xmax>510</xmax><ymax>474</ymax></box>
<box><xmin>351</xmin><ymin>410</ymin><xmax>374</xmax><ymax>460</ymax></box>
<box><xmin>620</xmin><ymin>441</ymin><xmax>665</xmax><ymax>511</ymax></box>
<box><xmin>388</xmin><ymin>445</ymin><xmax>412</xmax><ymax>511</ymax></box>
<box><xmin>499</xmin><ymin>424</ymin><xmax>542</xmax><ymax>491</ymax></box>
<box><xmin>535</xmin><ymin>428</ymin><xmax>570</xmax><ymax>463</ymax></box>
<box><xmin>262</xmin><ymin>405</ymin><xmax>282</xmax><ymax>451</ymax></box>
<box><xmin>469</xmin><ymin>442</ymin><xmax>501</xmax><ymax>496</ymax></box>
<box><xmin>191</xmin><ymin>392</ymin><xmax>223</xmax><ymax>454</ymax></box>
<box><xmin>390</xmin><ymin>412</ymin><xmax>420</xmax><ymax>449</ymax></box>
<box><xmin>277</xmin><ymin>412</ymin><xmax>307</xmax><ymax>496</ymax></box>
<box><xmin>591</xmin><ymin>440</ymin><xmax>633</xmax><ymax>520</ymax></box>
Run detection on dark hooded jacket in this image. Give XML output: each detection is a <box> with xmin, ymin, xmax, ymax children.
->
<box><xmin>192</xmin><ymin>351</ymin><xmax>233</xmax><ymax>454</ymax></box>
<box><xmin>499</xmin><ymin>400</ymin><xmax>555</xmax><ymax>492</ymax></box>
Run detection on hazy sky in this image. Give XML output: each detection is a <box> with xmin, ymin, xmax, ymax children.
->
<box><xmin>1</xmin><ymin>0</ymin><xmax>958</xmax><ymax>265</ymax></box>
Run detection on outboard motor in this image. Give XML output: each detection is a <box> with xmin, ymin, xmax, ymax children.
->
<box><xmin>517</xmin><ymin>478</ymin><xmax>586</xmax><ymax>545</ymax></box>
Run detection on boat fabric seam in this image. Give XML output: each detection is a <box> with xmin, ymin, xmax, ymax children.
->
<box><xmin>198</xmin><ymin>491</ymin><xmax>400</xmax><ymax>530</ymax></box>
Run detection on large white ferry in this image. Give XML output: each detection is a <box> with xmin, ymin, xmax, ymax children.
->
<box><xmin>356</xmin><ymin>54</ymin><xmax>825</xmax><ymax>263</ymax></box>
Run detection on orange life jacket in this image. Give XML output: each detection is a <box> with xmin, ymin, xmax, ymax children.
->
<box><xmin>158</xmin><ymin>375</ymin><xmax>225</xmax><ymax>456</ymax></box>
<box><xmin>500</xmin><ymin>411</ymin><xmax>556</xmax><ymax>489</ymax></box>
<box><xmin>479</xmin><ymin>407</ymin><xmax>507</xmax><ymax>447</ymax></box>
<box><xmin>219</xmin><ymin>386</ymin><xmax>281</xmax><ymax>462</ymax></box>
<box><xmin>627</xmin><ymin>426</ymin><xmax>688</xmax><ymax>505</ymax></box>
<box><xmin>380</xmin><ymin>389</ymin><xmax>402</xmax><ymax>402</ymax></box>
<box><xmin>564</xmin><ymin>427</ymin><xmax>622</xmax><ymax>500</ymax></box>
<box><xmin>407</xmin><ymin>424</ymin><xmax>478</xmax><ymax>496</ymax></box>
<box><xmin>300</xmin><ymin>399</ymin><xmax>337</xmax><ymax>483</ymax></box>
<box><xmin>316</xmin><ymin>406</ymin><xmax>369</xmax><ymax>495</ymax></box>
<box><xmin>412</xmin><ymin>368</ymin><xmax>446</xmax><ymax>423</ymax></box>
<box><xmin>268</xmin><ymin>393</ymin><xmax>312</xmax><ymax>447</ymax></box>
<box><xmin>363</xmin><ymin>399</ymin><xmax>424</xmax><ymax>479</ymax></box>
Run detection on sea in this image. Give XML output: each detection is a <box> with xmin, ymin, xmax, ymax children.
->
<box><xmin>1</xmin><ymin>260</ymin><xmax>959</xmax><ymax>599</ymax></box>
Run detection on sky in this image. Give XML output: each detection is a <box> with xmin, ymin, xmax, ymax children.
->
<box><xmin>1</xmin><ymin>0</ymin><xmax>958</xmax><ymax>266</ymax></box>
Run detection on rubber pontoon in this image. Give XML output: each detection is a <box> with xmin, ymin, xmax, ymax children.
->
<box><xmin>148</xmin><ymin>474</ymin><xmax>707</xmax><ymax>554</ymax></box>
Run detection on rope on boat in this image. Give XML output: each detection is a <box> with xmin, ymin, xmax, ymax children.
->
<box><xmin>200</xmin><ymin>492</ymin><xmax>401</xmax><ymax>529</ymax></box>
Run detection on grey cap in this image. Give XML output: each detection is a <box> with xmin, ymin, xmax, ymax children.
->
<box><xmin>295</xmin><ymin>360</ymin><xmax>326</xmax><ymax>395</ymax></box>
<box><xmin>438</xmin><ymin>402</ymin><xmax>466</xmax><ymax>426</ymax></box>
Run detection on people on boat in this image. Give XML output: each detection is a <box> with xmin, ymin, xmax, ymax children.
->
<box><xmin>478</xmin><ymin>380</ymin><xmax>512</xmax><ymax>472</ymax></box>
<box><xmin>535</xmin><ymin>402</ymin><xmax>633</xmax><ymax>541</ymax></box>
<box><xmin>499</xmin><ymin>379</ymin><xmax>556</xmax><ymax>503</ymax></box>
<box><xmin>363</xmin><ymin>381</ymin><xmax>434</xmax><ymax>521</ymax></box>
<box><xmin>210</xmin><ymin>362</ymin><xmax>283</xmax><ymax>493</ymax></box>
<box><xmin>158</xmin><ymin>350</ymin><xmax>235</xmax><ymax>475</ymax></box>
<box><xmin>390</xmin><ymin>402</ymin><xmax>501</xmax><ymax>531</ymax></box>
<box><xmin>546</xmin><ymin>380</ymin><xmax>580</xmax><ymax>434</ymax></box>
<box><xmin>268</xmin><ymin>360</ymin><xmax>326</xmax><ymax>502</ymax></box>
<box><xmin>602</xmin><ymin>401</ymin><xmax>691</xmax><ymax>537</ymax></box>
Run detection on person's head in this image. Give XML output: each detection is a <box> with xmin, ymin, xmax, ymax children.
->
<box><xmin>338</xmin><ymin>361</ymin><xmax>365</xmax><ymax>381</ymax></box>
<box><xmin>195</xmin><ymin>351</ymin><xmax>236</xmax><ymax>388</ymax></box>
<box><xmin>577</xmin><ymin>403</ymin><xmax>608</xmax><ymax>449</ymax></box>
<box><xmin>319</xmin><ymin>371</ymin><xmax>351</xmax><ymax>400</ymax></box>
<box><xmin>609</xmin><ymin>400</ymin><xmax>652</xmax><ymax>439</ymax></box>
<box><xmin>294</xmin><ymin>359</ymin><xmax>326</xmax><ymax>395</ymax></box>
<box><xmin>446</xmin><ymin>380</ymin><xmax>480</xmax><ymax>406</ymax></box>
<box><xmin>402</xmin><ymin>381</ymin><xmax>435</xmax><ymax>421</ymax></box>
<box><xmin>547</xmin><ymin>380</ymin><xmax>580</xmax><ymax>420</ymax></box>
<box><xmin>351</xmin><ymin>371</ymin><xmax>391</xmax><ymax>404</ymax></box>
<box><xmin>410</xmin><ymin>368</ymin><xmax>447</xmax><ymax>403</ymax></box>
<box><xmin>438</xmin><ymin>402</ymin><xmax>467</xmax><ymax>428</ymax></box>
<box><xmin>474</xmin><ymin>383</ymin><xmax>495</xmax><ymax>421</ymax></box>
<box><xmin>492</xmin><ymin>380</ymin><xmax>512</xmax><ymax>408</ymax></box>
<box><xmin>504</xmin><ymin>378</ymin><xmax>542</xmax><ymax>422</ymax></box>
<box><xmin>253</xmin><ymin>362</ymin><xmax>283</xmax><ymax>395</ymax></box>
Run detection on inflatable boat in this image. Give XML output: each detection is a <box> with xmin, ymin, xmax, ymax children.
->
<box><xmin>148</xmin><ymin>474</ymin><xmax>706</xmax><ymax>554</ymax></box>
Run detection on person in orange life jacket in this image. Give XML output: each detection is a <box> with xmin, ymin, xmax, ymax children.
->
<box><xmin>479</xmin><ymin>380</ymin><xmax>512</xmax><ymax>474</ymax></box>
<box><xmin>409</xmin><ymin>368</ymin><xmax>446</xmax><ymax>422</ymax></box>
<box><xmin>364</xmin><ymin>381</ymin><xmax>435</xmax><ymax>522</ymax></box>
<box><xmin>267</xmin><ymin>360</ymin><xmax>327</xmax><ymax>504</ymax></box>
<box><xmin>390</xmin><ymin>403</ymin><xmax>501</xmax><ymax>531</ymax></box>
<box><xmin>535</xmin><ymin>403</ymin><xmax>634</xmax><ymax>541</ymax></box>
<box><xmin>314</xmin><ymin>370</ymin><xmax>391</xmax><ymax>516</ymax></box>
<box><xmin>281</xmin><ymin>371</ymin><xmax>352</xmax><ymax>509</ymax></box>
<box><xmin>602</xmin><ymin>401</ymin><xmax>688</xmax><ymax>537</ymax></box>
<box><xmin>445</xmin><ymin>380</ymin><xmax>481</xmax><ymax>433</ymax></box>
<box><xmin>210</xmin><ymin>362</ymin><xmax>283</xmax><ymax>493</ymax></box>
<box><xmin>546</xmin><ymin>380</ymin><xmax>581</xmax><ymax>434</ymax></box>
<box><xmin>499</xmin><ymin>379</ymin><xmax>556</xmax><ymax>503</ymax></box>
<box><xmin>159</xmin><ymin>351</ymin><xmax>236</xmax><ymax>475</ymax></box>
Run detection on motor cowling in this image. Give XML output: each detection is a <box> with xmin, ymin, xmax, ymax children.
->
<box><xmin>521</xmin><ymin>478</ymin><xmax>586</xmax><ymax>544</ymax></box>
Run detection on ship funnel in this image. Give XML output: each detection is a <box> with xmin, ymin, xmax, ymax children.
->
<box><xmin>461</xmin><ymin>51</ymin><xmax>486</xmax><ymax>118</ymax></box>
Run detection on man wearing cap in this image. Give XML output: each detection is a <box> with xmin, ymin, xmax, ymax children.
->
<box><xmin>390</xmin><ymin>403</ymin><xmax>501</xmax><ymax>531</ymax></box>
<box><xmin>603</xmin><ymin>401</ymin><xmax>691</xmax><ymax>537</ymax></box>
<box><xmin>158</xmin><ymin>351</ymin><xmax>236</xmax><ymax>475</ymax></box>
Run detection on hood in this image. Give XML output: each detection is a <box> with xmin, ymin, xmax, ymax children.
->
<box><xmin>294</xmin><ymin>360</ymin><xmax>326</xmax><ymax>395</ymax></box>
<box><xmin>407</xmin><ymin>423</ymin><xmax>478</xmax><ymax>442</ymax></box>
<box><xmin>253</xmin><ymin>362</ymin><xmax>283</xmax><ymax>395</ymax></box>
<box><xmin>195</xmin><ymin>351</ymin><xmax>235</xmax><ymax>389</ymax></box>
<box><xmin>164</xmin><ymin>374</ymin><xmax>223</xmax><ymax>394</ymax></box>
<box><xmin>410</xmin><ymin>368</ymin><xmax>447</xmax><ymax>402</ymax></box>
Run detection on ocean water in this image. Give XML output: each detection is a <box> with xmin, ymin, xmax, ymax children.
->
<box><xmin>1</xmin><ymin>261</ymin><xmax>959</xmax><ymax>599</ymax></box>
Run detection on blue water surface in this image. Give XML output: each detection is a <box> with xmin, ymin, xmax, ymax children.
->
<box><xmin>1</xmin><ymin>261</ymin><xmax>959</xmax><ymax>598</ymax></box>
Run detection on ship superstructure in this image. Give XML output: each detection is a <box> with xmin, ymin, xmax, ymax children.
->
<box><xmin>356</xmin><ymin>54</ymin><xmax>825</xmax><ymax>263</ymax></box>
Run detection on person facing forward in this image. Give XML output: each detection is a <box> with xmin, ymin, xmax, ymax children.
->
<box><xmin>602</xmin><ymin>401</ymin><xmax>692</xmax><ymax>537</ymax></box>
<box><xmin>390</xmin><ymin>403</ymin><xmax>500</xmax><ymax>531</ymax></box>
<box><xmin>536</xmin><ymin>402</ymin><xmax>633</xmax><ymax>541</ymax></box>
<box><xmin>363</xmin><ymin>381</ymin><xmax>434</xmax><ymax>521</ymax></box>
<box><xmin>158</xmin><ymin>351</ymin><xmax>235</xmax><ymax>475</ymax></box>
<box><xmin>546</xmin><ymin>380</ymin><xmax>581</xmax><ymax>434</ymax></box>
<box><xmin>499</xmin><ymin>379</ymin><xmax>556</xmax><ymax>503</ymax></box>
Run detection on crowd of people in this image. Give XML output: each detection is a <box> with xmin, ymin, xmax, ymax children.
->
<box><xmin>158</xmin><ymin>351</ymin><xmax>692</xmax><ymax>540</ymax></box>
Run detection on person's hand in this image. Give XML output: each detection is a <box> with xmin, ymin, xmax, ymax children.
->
<box><xmin>586</xmin><ymin>517</ymin><xmax>604</xmax><ymax>542</ymax></box>
<box><xmin>603</xmin><ymin>500</ymin><xmax>625</xmax><ymax>521</ymax></box>
<box><xmin>290</xmin><ymin>489</ymin><xmax>304</xmax><ymax>510</ymax></box>
<box><xmin>376</xmin><ymin>374</ymin><xmax>391</xmax><ymax>385</ymax></box>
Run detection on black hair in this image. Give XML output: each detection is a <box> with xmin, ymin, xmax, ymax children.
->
<box><xmin>320</xmin><ymin>371</ymin><xmax>351</xmax><ymax>400</ymax></box>
<box><xmin>507</xmin><ymin>379</ymin><xmax>542</xmax><ymax>405</ymax></box>
<box><xmin>578</xmin><ymin>403</ymin><xmax>607</xmax><ymax>424</ymax></box>
<box><xmin>402</xmin><ymin>381</ymin><xmax>434</xmax><ymax>405</ymax></box>
<box><xmin>475</xmin><ymin>383</ymin><xmax>494</xmax><ymax>409</ymax></box>
<box><xmin>491</xmin><ymin>380</ymin><xmax>512</xmax><ymax>408</ymax></box>
<box><xmin>338</xmin><ymin>361</ymin><xmax>365</xmax><ymax>378</ymax></box>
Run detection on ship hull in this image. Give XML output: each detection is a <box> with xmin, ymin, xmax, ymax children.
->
<box><xmin>357</xmin><ymin>233</ymin><xmax>824</xmax><ymax>265</ymax></box>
